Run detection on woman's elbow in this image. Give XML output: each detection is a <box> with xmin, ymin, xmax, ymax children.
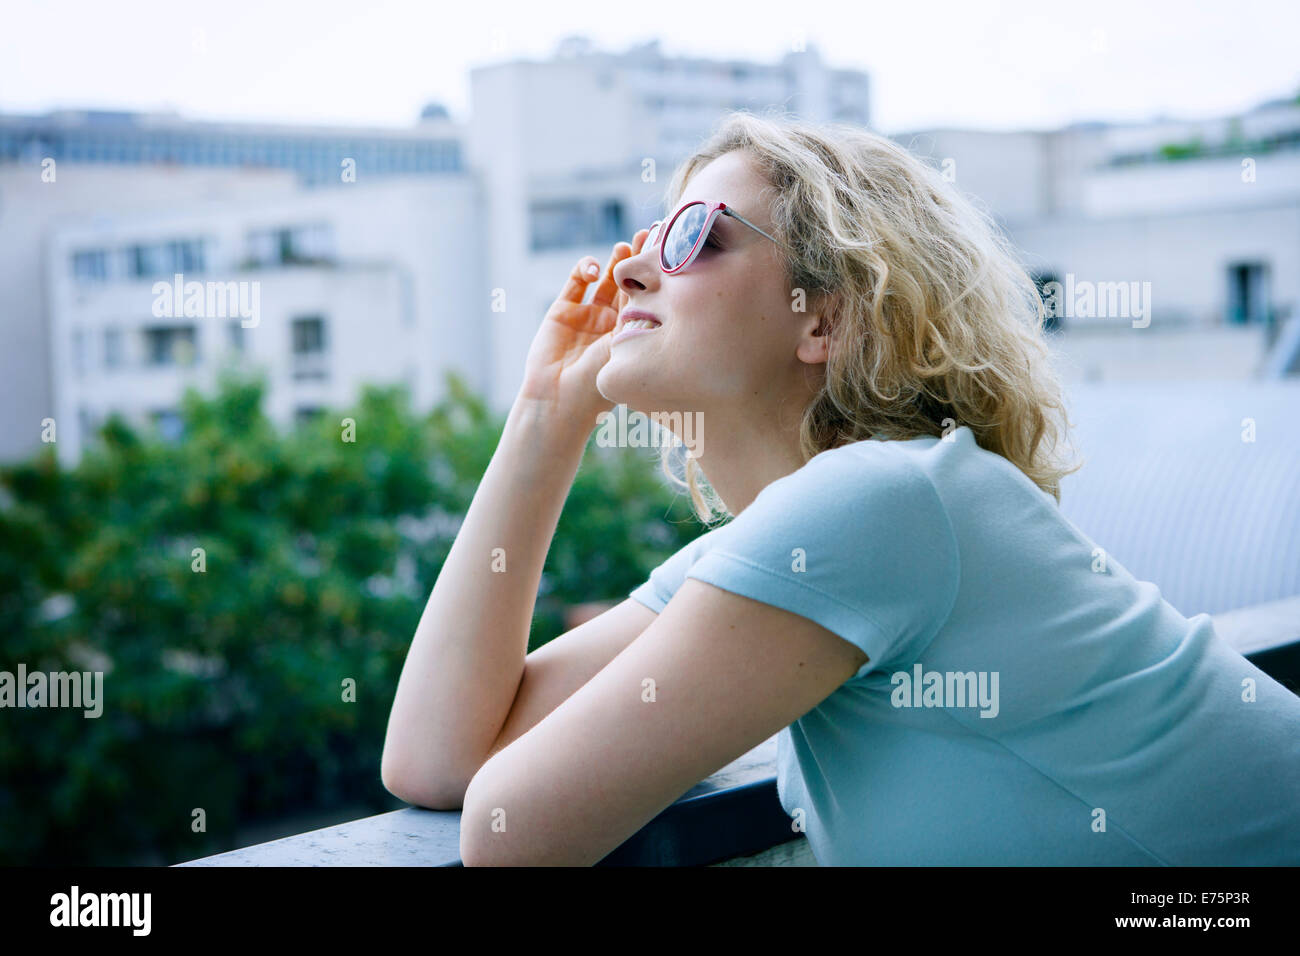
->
<box><xmin>380</xmin><ymin>754</ymin><xmax>468</xmax><ymax>811</ymax></box>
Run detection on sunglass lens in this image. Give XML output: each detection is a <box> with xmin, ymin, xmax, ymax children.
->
<box><xmin>662</xmin><ymin>202</ymin><xmax>707</xmax><ymax>270</ymax></box>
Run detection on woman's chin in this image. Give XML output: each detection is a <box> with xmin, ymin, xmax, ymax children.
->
<box><xmin>596</xmin><ymin>359</ymin><xmax>685</xmax><ymax>419</ymax></box>
<box><xmin>594</xmin><ymin>364</ymin><xmax>637</xmax><ymax>408</ymax></box>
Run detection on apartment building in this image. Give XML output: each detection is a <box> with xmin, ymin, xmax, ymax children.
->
<box><xmin>895</xmin><ymin>98</ymin><xmax>1300</xmax><ymax>381</ymax></box>
<box><xmin>0</xmin><ymin>105</ymin><xmax>469</xmax><ymax>462</ymax></box>
<box><xmin>46</xmin><ymin>177</ymin><xmax>486</xmax><ymax>464</ymax></box>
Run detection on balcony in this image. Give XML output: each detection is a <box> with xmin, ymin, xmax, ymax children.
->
<box><xmin>176</xmin><ymin>595</ymin><xmax>1298</xmax><ymax>867</ymax></box>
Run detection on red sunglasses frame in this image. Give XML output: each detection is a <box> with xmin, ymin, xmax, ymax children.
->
<box><xmin>644</xmin><ymin>200</ymin><xmax>783</xmax><ymax>274</ymax></box>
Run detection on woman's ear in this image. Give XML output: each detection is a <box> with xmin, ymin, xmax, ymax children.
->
<box><xmin>797</xmin><ymin>302</ymin><xmax>834</xmax><ymax>365</ymax></box>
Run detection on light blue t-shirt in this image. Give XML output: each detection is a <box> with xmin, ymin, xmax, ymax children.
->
<box><xmin>628</xmin><ymin>425</ymin><xmax>1300</xmax><ymax>865</ymax></box>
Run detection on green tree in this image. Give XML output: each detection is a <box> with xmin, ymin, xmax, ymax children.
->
<box><xmin>0</xmin><ymin>370</ymin><xmax>705</xmax><ymax>864</ymax></box>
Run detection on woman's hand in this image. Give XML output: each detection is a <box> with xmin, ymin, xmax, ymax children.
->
<box><xmin>517</xmin><ymin>228</ymin><xmax>649</xmax><ymax>427</ymax></box>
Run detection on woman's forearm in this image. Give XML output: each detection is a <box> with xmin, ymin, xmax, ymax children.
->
<box><xmin>381</xmin><ymin>395</ymin><xmax>594</xmax><ymax>805</ymax></box>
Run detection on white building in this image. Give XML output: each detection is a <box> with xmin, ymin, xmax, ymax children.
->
<box><xmin>1</xmin><ymin>105</ymin><xmax>468</xmax><ymax>463</ymax></box>
<box><xmin>47</xmin><ymin>176</ymin><xmax>486</xmax><ymax>464</ymax></box>
<box><xmin>895</xmin><ymin>99</ymin><xmax>1300</xmax><ymax>382</ymax></box>
<box><xmin>0</xmin><ymin>164</ymin><xmax>304</xmax><ymax>462</ymax></box>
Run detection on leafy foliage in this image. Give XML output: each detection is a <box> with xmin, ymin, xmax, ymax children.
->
<box><xmin>0</xmin><ymin>370</ymin><xmax>704</xmax><ymax>864</ymax></box>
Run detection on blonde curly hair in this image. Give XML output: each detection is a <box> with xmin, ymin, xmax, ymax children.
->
<box><xmin>651</xmin><ymin>109</ymin><xmax>1083</xmax><ymax>525</ymax></box>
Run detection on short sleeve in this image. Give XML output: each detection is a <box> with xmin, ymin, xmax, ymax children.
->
<box><xmin>683</xmin><ymin>445</ymin><xmax>960</xmax><ymax>680</ymax></box>
<box><xmin>628</xmin><ymin>525</ymin><xmax>730</xmax><ymax>613</ymax></box>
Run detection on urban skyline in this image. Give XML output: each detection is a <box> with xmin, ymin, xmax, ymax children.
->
<box><xmin>3</xmin><ymin>33</ymin><xmax>1297</xmax><ymax>467</ymax></box>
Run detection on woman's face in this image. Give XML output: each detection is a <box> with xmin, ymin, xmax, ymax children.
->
<box><xmin>597</xmin><ymin>150</ymin><xmax>826</xmax><ymax>428</ymax></box>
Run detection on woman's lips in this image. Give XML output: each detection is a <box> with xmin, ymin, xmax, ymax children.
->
<box><xmin>612</xmin><ymin>322</ymin><xmax>661</xmax><ymax>345</ymax></box>
<box><xmin>613</xmin><ymin>308</ymin><xmax>662</xmax><ymax>345</ymax></box>
<box><xmin>618</xmin><ymin>307</ymin><xmax>661</xmax><ymax>328</ymax></box>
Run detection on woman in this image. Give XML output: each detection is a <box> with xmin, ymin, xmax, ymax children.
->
<box><xmin>381</xmin><ymin>111</ymin><xmax>1300</xmax><ymax>866</ymax></box>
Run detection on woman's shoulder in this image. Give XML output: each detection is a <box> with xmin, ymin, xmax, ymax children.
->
<box><xmin>730</xmin><ymin>433</ymin><xmax>960</xmax><ymax>565</ymax></box>
<box><xmin>803</xmin><ymin>425</ymin><xmax>1055</xmax><ymax>512</ymax></box>
<box><xmin>764</xmin><ymin>429</ymin><xmax>961</xmax><ymax>508</ymax></box>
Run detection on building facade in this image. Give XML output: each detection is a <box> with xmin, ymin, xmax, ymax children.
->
<box><xmin>47</xmin><ymin>177</ymin><xmax>486</xmax><ymax>464</ymax></box>
<box><xmin>0</xmin><ymin>107</ymin><xmax>471</xmax><ymax>461</ymax></box>
<box><xmin>895</xmin><ymin>98</ymin><xmax>1300</xmax><ymax>382</ymax></box>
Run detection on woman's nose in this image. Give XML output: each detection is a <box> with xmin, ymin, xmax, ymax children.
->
<box><xmin>614</xmin><ymin>233</ymin><xmax>658</xmax><ymax>291</ymax></box>
<box><xmin>615</xmin><ymin>263</ymin><xmax>648</xmax><ymax>296</ymax></box>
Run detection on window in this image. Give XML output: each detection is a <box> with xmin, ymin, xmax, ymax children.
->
<box><xmin>244</xmin><ymin>224</ymin><xmax>335</xmax><ymax>267</ymax></box>
<box><xmin>1227</xmin><ymin>262</ymin><xmax>1270</xmax><ymax>325</ymax></box>
<box><xmin>291</xmin><ymin>316</ymin><xmax>328</xmax><ymax>380</ymax></box>
<box><xmin>227</xmin><ymin>321</ymin><xmax>245</xmax><ymax>353</ymax></box>
<box><xmin>103</xmin><ymin>328</ymin><xmax>124</xmax><ymax>369</ymax></box>
<box><xmin>292</xmin><ymin>316</ymin><xmax>326</xmax><ymax>354</ymax></box>
<box><xmin>129</xmin><ymin>243</ymin><xmax>170</xmax><ymax>279</ymax></box>
<box><xmin>143</xmin><ymin>326</ymin><xmax>198</xmax><ymax>366</ymax></box>
<box><xmin>273</xmin><ymin>227</ymin><xmax>293</xmax><ymax>263</ymax></box>
<box><xmin>599</xmin><ymin>200</ymin><xmax>624</xmax><ymax>244</ymax></box>
<box><xmin>71</xmin><ymin>249</ymin><xmax>108</xmax><ymax>282</ymax></box>
<box><xmin>530</xmin><ymin>200</ymin><xmax>587</xmax><ymax>252</ymax></box>
<box><xmin>167</xmin><ymin>239</ymin><xmax>206</xmax><ymax>274</ymax></box>
<box><xmin>294</xmin><ymin>406</ymin><xmax>325</xmax><ymax>427</ymax></box>
<box><xmin>529</xmin><ymin>198</ymin><xmax>627</xmax><ymax>252</ymax></box>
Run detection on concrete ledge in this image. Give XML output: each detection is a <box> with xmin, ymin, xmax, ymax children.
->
<box><xmin>178</xmin><ymin>735</ymin><xmax>790</xmax><ymax>867</ymax></box>
<box><xmin>177</xmin><ymin>601</ymin><xmax>1298</xmax><ymax>867</ymax></box>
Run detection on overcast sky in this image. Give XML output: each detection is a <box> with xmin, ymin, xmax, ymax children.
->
<box><xmin>2</xmin><ymin>0</ymin><xmax>1297</xmax><ymax>134</ymax></box>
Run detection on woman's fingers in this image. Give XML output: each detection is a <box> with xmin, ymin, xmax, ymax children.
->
<box><xmin>589</xmin><ymin>240</ymin><xmax>632</xmax><ymax>310</ymax></box>
<box><xmin>555</xmin><ymin>227</ymin><xmax>650</xmax><ymax>310</ymax></box>
<box><xmin>556</xmin><ymin>256</ymin><xmax>604</xmax><ymax>305</ymax></box>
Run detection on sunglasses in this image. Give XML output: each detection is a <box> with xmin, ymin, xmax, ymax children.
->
<box><xmin>643</xmin><ymin>200</ymin><xmax>783</xmax><ymax>274</ymax></box>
